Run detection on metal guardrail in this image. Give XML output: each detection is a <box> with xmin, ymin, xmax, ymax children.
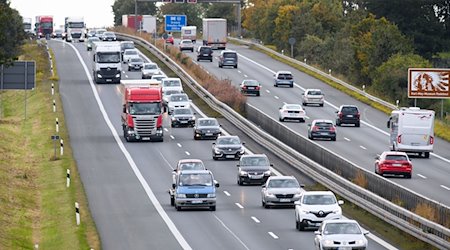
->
<box><xmin>116</xmin><ymin>33</ymin><xmax>450</xmax><ymax>249</ymax></box>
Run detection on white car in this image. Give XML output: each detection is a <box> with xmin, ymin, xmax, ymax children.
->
<box><xmin>122</xmin><ymin>49</ymin><xmax>140</xmax><ymax>63</ymax></box>
<box><xmin>314</xmin><ymin>219</ymin><xmax>369</xmax><ymax>250</ymax></box>
<box><xmin>162</xmin><ymin>78</ymin><xmax>183</xmax><ymax>94</ymax></box>
<box><xmin>141</xmin><ymin>62</ymin><xmax>160</xmax><ymax>79</ymax></box>
<box><xmin>279</xmin><ymin>104</ymin><xmax>306</xmax><ymax>122</ymax></box>
<box><xmin>179</xmin><ymin>39</ymin><xmax>194</xmax><ymax>52</ymax></box>
<box><xmin>295</xmin><ymin>191</ymin><xmax>344</xmax><ymax>231</ymax></box>
<box><xmin>302</xmin><ymin>89</ymin><xmax>324</xmax><ymax>106</ymax></box>
<box><xmin>163</xmin><ymin>89</ymin><xmax>183</xmax><ymax>107</ymax></box>
<box><xmin>167</xmin><ymin>93</ymin><xmax>190</xmax><ymax>114</ymax></box>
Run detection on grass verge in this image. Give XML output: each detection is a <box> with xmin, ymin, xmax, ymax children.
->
<box><xmin>0</xmin><ymin>40</ymin><xmax>100</xmax><ymax>249</ymax></box>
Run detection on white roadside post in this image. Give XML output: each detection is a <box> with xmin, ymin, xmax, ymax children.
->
<box><xmin>75</xmin><ymin>202</ymin><xmax>80</xmax><ymax>225</ymax></box>
<box><xmin>66</xmin><ymin>169</ymin><xmax>70</xmax><ymax>188</ymax></box>
<box><xmin>51</xmin><ymin>83</ymin><xmax>54</xmax><ymax>95</ymax></box>
<box><xmin>60</xmin><ymin>139</ymin><xmax>64</xmax><ymax>156</ymax></box>
<box><xmin>55</xmin><ymin>118</ymin><xmax>59</xmax><ymax>133</ymax></box>
<box><xmin>53</xmin><ymin>100</ymin><xmax>56</xmax><ymax>112</ymax></box>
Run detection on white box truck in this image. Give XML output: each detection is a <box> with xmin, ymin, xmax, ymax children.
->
<box><xmin>92</xmin><ymin>42</ymin><xmax>122</xmax><ymax>84</ymax></box>
<box><xmin>181</xmin><ymin>26</ymin><xmax>197</xmax><ymax>43</ymax></box>
<box><xmin>202</xmin><ymin>18</ymin><xmax>227</xmax><ymax>49</ymax></box>
<box><xmin>141</xmin><ymin>15</ymin><xmax>157</xmax><ymax>34</ymax></box>
<box><xmin>387</xmin><ymin>107</ymin><xmax>435</xmax><ymax>158</ymax></box>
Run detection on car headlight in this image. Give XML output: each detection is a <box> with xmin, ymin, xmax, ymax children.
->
<box><xmin>97</xmin><ymin>74</ymin><xmax>103</xmax><ymax>78</ymax></box>
<box><xmin>171</xmin><ymin>117</ymin><xmax>176</xmax><ymax>121</ymax></box>
<box><xmin>265</xmin><ymin>192</ymin><xmax>275</xmax><ymax>197</ymax></box>
<box><xmin>214</xmin><ymin>148</ymin><xmax>221</xmax><ymax>154</ymax></box>
<box><xmin>299</xmin><ymin>209</ymin><xmax>309</xmax><ymax>214</ymax></box>
<box><xmin>356</xmin><ymin>239</ymin><xmax>365</xmax><ymax>245</ymax></box>
<box><xmin>294</xmin><ymin>193</ymin><xmax>302</xmax><ymax>197</ymax></box>
<box><xmin>115</xmin><ymin>73</ymin><xmax>120</xmax><ymax>78</ymax></box>
<box><xmin>207</xmin><ymin>193</ymin><xmax>215</xmax><ymax>198</ymax></box>
<box><xmin>332</xmin><ymin>207</ymin><xmax>342</xmax><ymax>214</ymax></box>
<box><xmin>239</xmin><ymin>148</ymin><xmax>245</xmax><ymax>154</ymax></box>
<box><xmin>323</xmin><ymin>239</ymin><xmax>333</xmax><ymax>246</ymax></box>
<box><xmin>176</xmin><ymin>194</ymin><xmax>186</xmax><ymax>198</ymax></box>
<box><xmin>191</xmin><ymin>116</ymin><xmax>196</xmax><ymax>120</ymax></box>
<box><xmin>239</xmin><ymin>170</ymin><xmax>248</xmax><ymax>176</ymax></box>
<box><xmin>264</xmin><ymin>170</ymin><xmax>271</xmax><ymax>176</ymax></box>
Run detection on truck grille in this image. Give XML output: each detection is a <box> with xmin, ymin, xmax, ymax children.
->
<box><xmin>71</xmin><ymin>33</ymin><xmax>81</xmax><ymax>38</ymax></box>
<box><xmin>99</xmin><ymin>67</ymin><xmax>118</xmax><ymax>77</ymax></box>
<box><xmin>186</xmin><ymin>194</ymin><xmax>208</xmax><ymax>198</ymax></box>
<box><xmin>133</xmin><ymin>116</ymin><xmax>156</xmax><ymax>136</ymax></box>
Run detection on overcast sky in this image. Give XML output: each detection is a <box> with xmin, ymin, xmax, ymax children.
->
<box><xmin>10</xmin><ymin>0</ymin><xmax>115</xmax><ymax>28</ymax></box>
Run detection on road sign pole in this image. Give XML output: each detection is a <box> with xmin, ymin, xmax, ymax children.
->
<box><xmin>25</xmin><ymin>62</ymin><xmax>28</xmax><ymax>119</ymax></box>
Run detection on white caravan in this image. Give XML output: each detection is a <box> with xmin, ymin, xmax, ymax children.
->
<box><xmin>387</xmin><ymin>107</ymin><xmax>435</xmax><ymax>158</ymax></box>
<box><xmin>92</xmin><ymin>42</ymin><xmax>122</xmax><ymax>84</ymax></box>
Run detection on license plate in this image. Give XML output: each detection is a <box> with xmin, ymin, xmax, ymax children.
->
<box><xmin>320</xmin><ymin>132</ymin><xmax>328</xmax><ymax>135</ymax></box>
<box><xmin>280</xmin><ymin>199</ymin><xmax>290</xmax><ymax>202</ymax></box>
<box><xmin>346</xmin><ymin>115</ymin><xmax>353</xmax><ymax>117</ymax></box>
<box><xmin>141</xmin><ymin>137</ymin><xmax>151</xmax><ymax>141</ymax></box>
<box><xmin>191</xmin><ymin>200</ymin><xmax>202</xmax><ymax>204</ymax></box>
<box><xmin>338</xmin><ymin>247</ymin><xmax>351</xmax><ymax>250</ymax></box>
<box><xmin>205</xmin><ymin>133</ymin><xmax>213</xmax><ymax>136</ymax></box>
<box><xmin>180</xmin><ymin>121</ymin><xmax>188</xmax><ymax>124</ymax></box>
<box><xmin>106</xmin><ymin>79</ymin><xmax>112</xmax><ymax>82</ymax></box>
<box><xmin>203</xmin><ymin>54</ymin><xmax>208</xmax><ymax>56</ymax></box>
<box><xmin>392</xmin><ymin>163</ymin><xmax>402</xmax><ymax>167</ymax></box>
<box><xmin>250</xmin><ymin>175</ymin><xmax>262</xmax><ymax>179</ymax></box>
<box><xmin>247</xmin><ymin>87</ymin><xmax>254</xmax><ymax>89</ymax></box>
<box><xmin>226</xmin><ymin>155</ymin><xmax>235</xmax><ymax>158</ymax></box>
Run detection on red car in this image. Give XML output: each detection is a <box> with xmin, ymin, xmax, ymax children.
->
<box><xmin>165</xmin><ymin>35</ymin><xmax>174</xmax><ymax>45</ymax></box>
<box><xmin>374</xmin><ymin>151</ymin><xmax>412</xmax><ymax>178</ymax></box>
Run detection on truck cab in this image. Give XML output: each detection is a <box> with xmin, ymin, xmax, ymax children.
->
<box><xmin>92</xmin><ymin>42</ymin><xmax>122</xmax><ymax>83</ymax></box>
<box><xmin>169</xmin><ymin>170</ymin><xmax>219</xmax><ymax>211</ymax></box>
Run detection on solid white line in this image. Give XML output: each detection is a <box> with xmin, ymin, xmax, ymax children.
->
<box><xmin>177</xmin><ymin>143</ymin><xmax>182</xmax><ymax>148</ymax></box>
<box><xmin>185</xmin><ymin>151</ymin><xmax>190</xmax><ymax>156</ymax></box>
<box><xmin>213</xmin><ymin>215</ymin><xmax>250</xmax><ymax>250</ymax></box>
<box><xmin>441</xmin><ymin>185</ymin><xmax>450</xmax><ymax>191</ymax></box>
<box><xmin>251</xmin><ymin>216</ymin><xmax>260</xmax><ymax>223</ymax></box>
<box><xmin>235</xmin><ymin>203</ymin><xmax>244</xmax><ymax>209</ymax></box>
<box><xmin>268</xmin><ymin>232</ymin><xmax>279</xmax><ymax>239</ymax></box>
<box><xmin>274</xmin><ymin>96</ymin><xmax>279</xmax><ymax>99</ymax></box>
<box><xmin>238</xmin><ymin>53</ymin><xmax>450</xmax><ymax>165</ymax></box>
<box><xmin>360</xmin><ymin>145</ymin><xmax>367</xmax><ymax>150</ymax></box>
<box><xmin>223</xmin><ymin>191</ymin><xmax>231</xmax><ymax>196</ymax></box>
<box><xmin>170</xmin><ymin>135</ymin><xmax>175</xmax><ymax>140</ymax></box>
<box><xmin>64</xmin><ymin>41</ymin><xmax>192</xmax><ymax>249</ymax></box>
<box><xmin>305</xmin><ymin>116</ymin><xmax>310</xmax><ymax>120</ymax></box>
<box><xmin>344</xmin><ymin>137</ymin><xmax>351</xmax><ymax>142</ymax></box>
<box><xmin>417</xmin><ymin>174</ymin><xmax>427</xmax><ymax>179</ymax></box>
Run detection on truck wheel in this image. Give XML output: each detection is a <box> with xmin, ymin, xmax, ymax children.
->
<box><xmin>209</xmin><ymin>206</ymin><xmax>216</xmax><ymax>211</ymax></box>
<box><xmin>424</xmin><ymin>152</ymin><xmax>430</xmax><ymax>158</ymax></box>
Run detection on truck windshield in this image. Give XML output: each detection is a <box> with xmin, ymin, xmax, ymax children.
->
<box><xmin>97</xmin><ymin>52</ymin><xmax>120</xmax><ymax>63</ymax></box>
<box><xmin>129</xmin><ymin>102</ymin><xmax>161</xmax><ymax>115</ymax></box>
<box><xmin>179</xmin><ymin>173</ymin><xmax>213</xmax><ymax>186</ymax></box>
<box><xmin>41</xmin><ymin>23</ymin><xmax>52</xmax><ymax>29</ymax></box>
<box><xmin>69</xmin><ymin>22</ymin><xmax>84</xmax><ymax>28</ymax></box>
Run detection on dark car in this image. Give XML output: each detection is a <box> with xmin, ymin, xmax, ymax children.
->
<box><xmin>336</xmin><ymin>105</ymin><xmax>360</xmax><ymax>127</ymax></box>
<box><xmin>218</xmin><ymin>50</ymin><xmax>238</xmax><ymax>68</ymax></box>
<box><xmin>197</xmin><ymin>46</ymin><xmax>213</xmax><ymax>62</ymax></box>
<box><xmin>240</xmin><ymin>79</ymin><xmax>261</xmax><ymax>96</ymax></box>
<box><xmin>193</xmin><ymin>117</ymin><xmax>221</xmax><ymax>140</ymax></box>
<box><xmin>237</xmin><ymin>154</ymin><xmax>272</xmax><ymax>185</ymax></box>
<box><xmin>127</xmin><ymin>57</ymin><xmax>144</xmax><ymax>71</ymax></box>
<box><xmin>170</xmin><ymin>107</ymin><xmax>196</xmax><ymax>127</ymax></box>
<box><xmin>101</xmin><ymin>32</ymin><xmax>116</xmax><ymax>41</ymax></box>
<box><xmin>307</xmin><ymin>119</ymin><xmax>336</xmax><ymax>141</ymax></box>
<box><xmin>212</xmin><ymin>135</ymin><xmax>245</xmax><ymax>160</ymax></box>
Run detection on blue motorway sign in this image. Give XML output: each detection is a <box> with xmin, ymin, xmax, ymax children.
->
<box><xmin>165</xmin><ymin>15</ymin><xmax>187</xmax><ymax>32</ymax></box>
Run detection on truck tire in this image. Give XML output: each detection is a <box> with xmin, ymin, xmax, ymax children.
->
<box><xmin>424</xmin><ymin>152</ymin><xmax>430</xmax><ymax>158</ymax></box>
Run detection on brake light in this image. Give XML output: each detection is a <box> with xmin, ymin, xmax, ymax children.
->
<box><xmin>430</xmin><ymin>136</ymin><xmax>434</xmax><ymax>145</ymax></box>
<box><xmin>255</xmin><ymin>86</ymin><xmax>260</xmax><ymax>90</ymax></box>
<box><xmin>356</xmin><ymin>112</ymin><xmax>360</xmax><ymax>118</ymax></box>
<box><xmin>397</xmin><ymin>135</ymin><xmax>402</xmax><ymax>144</ymax></box>
<box><xmin>312</xmin><ymin>126</ymin><xmax>319</xmax><ymax>132</ymax></box>
<box><xmin>329</xmin><ymin>126</ymin><xmax>336</xmax><ymax>132</ymax></box>
<box><xmin>242</xmin><ymin>86</ymin><xmax>246</xmax><ymax>90</ymax></box>
<box><xmin>338</xmin><ymin>112</ymin><xmax>343</xmax><ymax>119</ymax></box>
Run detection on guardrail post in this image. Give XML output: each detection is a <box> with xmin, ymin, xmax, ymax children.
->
<box><xmin>75</xmin><ymin>202</ymin><xmax>80</xmax><ymax>225</ymax></box>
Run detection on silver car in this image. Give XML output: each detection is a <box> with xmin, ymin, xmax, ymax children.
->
<box><xmin>261</xmin><ymin>176</ymin><xmax>304</xmax><ymax>208</ymax></box>
<box><xmin>141</xmin><ymin>62</ymin><xmax>160</xmax><ymax>79</ymax></box>
<box><xmin>127</xmin><ymin>57</ymin><xmax>144</xmax><ymax>71</ymax></box>
<box><xmin>302</xmin><ymin>89</ymin><xmax>324</xmax><ymax>107</ymax></box>
<box><xmin>314</xmin><ymin>219</ymin><xmax>369</xmax><ymax>250</ymax></box>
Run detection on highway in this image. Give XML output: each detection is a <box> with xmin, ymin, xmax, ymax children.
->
<box><xmin>48</xmin><ymin>39</ymin><xmax>394</xmax><ymax>249</ymax></box>
<box><xmin>180</xmin><ymin>40</ymin><xmax>450</xmax><ymax>206</ymax></box>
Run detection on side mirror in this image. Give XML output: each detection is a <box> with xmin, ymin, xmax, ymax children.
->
<box><xmin>236</xmin><ymin>164</ymin><xmax>240</xmax><ymax>167</ymax></box>
<box><xmin>314</xmin><ymin>231</ymin><xmax>321</xmax><ymax>235</ymax></box>
<box><xmin>214</xmin><ymin>180</ymin><xmax>220</xmax><ymax>188</ymax></box>
<box><xmin>375</xmin><ymin>156</ymin><xmax>379</xmax><ymax>160</ymax></box>
<box><xmin>242</xmin><ymin>141</ymin><xmax>246</xmax><ymax>145</ymax></box>
<box><xmin>212</xmin><ymin>142</ymin><xmax>216</xmax><ymax>145</ymax></box>
<box><xmin>261</xmin><ymin>184</ymin><xmax>266</xmax><ymax>188</ymax></box>
<box><xmin>386</xmin><ymin>121</ymin><xmax>390</xmax><ymax>128</ymax></box>
<box><xmin>338</xmin><ymin>200</ymin><xmax>344</xmax><ymax>205</ymax></box>
<box><xmin>279</xmin><ymin>107</ymin><xmax>282</xmax><ymax>109</ymax></box>
<box><xmin>307</xmin><ymin>124</ymin><xmax>312</xmax><ymax>127</ymax></box>
<box><xmin>194</xmin><ymin>112</ymin><xmax>197</xmax><ymax>115</ymax></box>
<box><xmin>219</xmin><ymin>124</ymin><xmax>222</xmax><ymax>127</ymax></box>
<box><xmin>300</xmin><ymin>184</ymin><xmax>305</xmax><ymax>188</ymax></box>
<box><xmin>363</xmin><ymin>231</ymin><xmax>370</xmax><ymax>235</ymax></box>
<box><xmin>172</xmin><ymin>183</ymin><xmax>176</xmax><ymax>188</ymax></box>
<box><xmin>270</xmin><ymin>163</ymin><xmax>274</xmax><ymax>167</ymax></box>
<box><xmin>335</xmin><ymin>110</ymin><xmax>338</xmax><ymax>113</ymax></box>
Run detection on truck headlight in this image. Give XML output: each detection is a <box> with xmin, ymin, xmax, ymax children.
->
<box><xmin>207</xmin><ymin>193</ymin><xmax>215</xmax><ymax>198</ymax></box>
<box><xmin>176</xmin><ymin>194</ymin><xmax>186</xmax><ymax>198</ymax></box>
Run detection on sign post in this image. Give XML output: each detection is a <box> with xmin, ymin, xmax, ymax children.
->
<box><xmin>288</xmin><ymin>37</ymin><xmax>296</xmax><ymax>58</ymax></box>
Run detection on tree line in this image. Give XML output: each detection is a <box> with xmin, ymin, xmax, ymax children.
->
<box><xmin>0</xmin><ymin>0</ymin><xmax>25</xmax><ymax>65</ymax></box>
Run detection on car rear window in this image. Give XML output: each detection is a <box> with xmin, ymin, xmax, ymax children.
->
<box><xmin>315</xmin><ymin>122</ymin><xmax>333</xmax><ymax>127</ymax></box>
<box><xmin>385</xmin><ymin>155</ymin><xmax>408</xmax><ymax>161</ymax></box>
<box><xmin>278</xmin><ymin>74</ymin><xmax>293</xmax><ymax>80</ymax></box>
<box><xmin>341</xmin><ymin>106</ymin><xmax>358</xmax><ymax>113</ymax></box>
<box><xmin>244</xmin><ymin>80</ymin><xmax>259</xmax><ymax>86</ymax></box>
<box><xmin>308</xmin><ymin>90</ymin><xmax>322</xmax><ymax>95</ymax></box>
<box><xmin>223</xmin><ymin>52</ymin><xmax>237</xmax><ymax>58</ymax></box>
<box><xmin>170</xmin><ymin>95</ymin><xmax>188</xmax><ymax>102</ymax></box>
<box><xmin>200</xmin><ymin>47</ymin><xmax>212</xmax><ymax>53</ymax></box>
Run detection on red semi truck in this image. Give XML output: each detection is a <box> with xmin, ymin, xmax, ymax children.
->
<box><xmin>35</xmin><ymin>15</ymin><xmax>53</xmax><ymax>38</ymax></box>
<box><xmin>120</xmin><ymin>80</ymin><xmax>164</xmax><ymax>142</ymax></box>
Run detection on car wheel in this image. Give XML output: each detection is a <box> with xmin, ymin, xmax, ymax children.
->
<box><xmin>405</xmin><ymin>173</ymin><xmax>412</xmax><ymax>179</ymax></box>
<box><xmin>274</xmin><ymin>83</ymin><xmax>278</xmax><ymax>87</ymax></box>
<box><xmin>170</xmin><ymin>196</ymin><xmax>174</xmax><ymax>206</ymax></box>
<box><xmin>234</xmin><ymin>64</ymin><xmax>238</xmax><ymax>68</ymax></box>
<box><xmin>176</xmin><ymin>205</ymin><xmax>181</xmax><ymax>211</ymax></box>
<box><xmin>213</xmin><ymin>155</ymin><xmax>218</xmax><ymax>160</ymax></box>
<box><xmin>256</xmin><ymin>92</ymin><xmax>260</xmax><ymax>96</ymax></box>
<box><xmin>302</xmin><ymin>102</ymin><xmax>307</xmax><ymax>106</ymax></box>
<box><xmin>128</xmin><ymin>67</ymin><xmax>130</xmax><ymax>71</ymax></box>
<box><xmin>279</xmin><ymin>117</ymin><xmax>284</xmax><ymax>122</ymax></box>
<box><xmin>210</xmin><ymin>58</ymin><xmax>213</xmax><ymax>62</ymax></box>
<box><xmin>296</xmin><ymin>219</ymin><xmax>300</xmax><ymax>230</ymax></box>
<box><xmin>355</xmin><ymin>122</ymin><xmax>360</xmax><ymax>127</ymax></box>
<box><xmin>237</xmin><ymin>178</ymin><xmax>243</xmax><ymax>186</ymax></box>
<box><xmin>332</xmin><ymin>136</ymin><xmax>336</xmax><ymax>141</ymax></box>
<box><xmin>290</xmin><ymin>84</ymin><xmax>294</xmax><ymax>88</ymax></box>
<box><xmin>319</xmin><ymin>103</ymin><xmax>324</xmax><ymax>107</ymax></box>
<box><xmin>209</xmin><ymin>206</ymin><xmax>216</xmax><ymax>211</ymax></box>
<box><xmin>299</xmin><ymin>221</ymin><xmax>305</xmax><ymax>231</ymax></box>
<box><xmin>336</xmin><ymin>120</ymin><xmax>341</xmax><ymax>126</ymax></box>
<box><xmin>197</xmin><ymin>58</ymin><xmax>200</xmax><ymax>61</ymax></box>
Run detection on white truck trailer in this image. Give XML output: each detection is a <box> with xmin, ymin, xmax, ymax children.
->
<box><xmin>92</xmin><ymin>42</ymin><xmax>122</xmax><ymax>84</ymax></box>
<box><xmin>387</xmin><ymin>107</ymin><xmax>435</xmax><ymax>158</ymax></box>
<box><xmin>202</xmin><ymin>18</ymin><xmax>227</xmax><ymax>49</ymax></box>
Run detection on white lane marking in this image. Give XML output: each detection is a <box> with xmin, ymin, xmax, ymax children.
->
<box><xmin>417</xmin><ymin>174</ymin><xmax>427</xmax><ymax>179</ymax></box>
<box><xmin>251</xmin><ymin>216</ymin><xmax>260</xmax><ymax>223</ymax></box>
<box><xmin>305</xmin><ymin>116</ymin><xmax>310</xmax><ymax>120</ymax></box>
<box><xmin>274</xmin><ymin>96</ymin><xmax>279</xmax><ymax>99</ymax></box>
<box><xmin>244</xmin><ymin>74</ymin><xmax>248</xmax><ymax>77</ymax></box>
<box><xmin>63</xmin><ymin>40</ymin><xmax>192</xmax><ymax>249</ymax></box>
<box><xmin>238</xmin><ymin>70</ymin><xmax>241</xmax><ymax>73</ymax></box>
<box><xmin>177</xmin><ymin>143</ymin><xmax>182</xmax><ymax>148</ymax></box>
<box><xmin>223</xmin><ymin>191</ymin><xmax>231</xmax><ymax>196</ymax></box>
<box><xmin>185</xmin><ymin>151</ymin><xmax>190</xmax><ymax>156</ymax></box>
<box><xmin>125</xmin><ymin>74</ymin><xmax>129</xmax><ymax>78</ymax></box>
<box><xmin>164</xmin><ymin>128</ymin><xmax>169</xmax><ymax>132</ymax></box>
<box><xmin>206</xmin><ymin>70</ymin><xmax>210</xmax><ymax>75</ymax></box>
<box><xmin>265</xmin><ymin>89</ymin><xmax>270</xmax><ymax>93</ymax></box>
<box><xmin>192</xmin><ymin>61</ymin><xmax>198</xmax><ymax>65</ymax></box>
<box><xmin>268</xmin><ymin>232</ymin><xmax>279</xmax><ymax>239</ymax></box>
<box><xmin>213</xmin><ymin>215</ymin><xmax>250</xmax><ymax>250</ymax></box>
<box><xmin>238</xmin><ymin>53</ymin><xmax>450</xmax><ymax>164</ymax></box>
<box><xmin>441</xmin><ymin>185</ymin><xmax>450</xmax><ymax>191</ymax></box>
<box><xmin>344</xmin><ymin>137</ymin><xmax>351</xmax><ymax>142</ymax></box>
<box><xmin>159</xmin><ymin>151</ymin><xmax>175</xmax><ymax>171</ymax></box>
<box><xmin>170</xmin><ymin>135</ymin><xmax>175</xmax><ymax>140</ymax></box>
<box><xmin>235</xmin><ymin>203</ymin><xmax>244</xmax><ymax>209</ymax></box>
<box><xmin>360</xmin><ymin>145</ymin><xmax>367</xmax><ymax>150</ymax></box>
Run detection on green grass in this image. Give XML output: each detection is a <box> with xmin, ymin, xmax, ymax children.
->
<box><xmin>0</xmin><ymin>40</ymin><xmax>100</xmax><ymax>249</ymax></box>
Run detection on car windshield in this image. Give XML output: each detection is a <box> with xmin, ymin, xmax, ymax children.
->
<box><xmin>217</xmin><ymin>137</ymin><xmax>241</xmax><ymax>145</ymax></box>
<box><xmin>164</xmin><ymin>80</ymin><xmax>181</xmax><ymax>87</ymax></box>
<box><xmin>385</xmin><ymin>155</ymin><xmax>408</xmax><ymax>161</ymax></box>
<box><xmin>104</xmin><ymin>32</ymin><xmax>114</xmax><ymax>36</ymax></box>
<box><xmin>144</xmin><ymin>64</ymin><xmax>157</xmax><ymax>69</ymax></box>
<box><xmin>240</xmin><ymin>156</ymin><xmax>269</xmax><ymax>166</ymax></box>
<box><xmin>181</xmin><ymin>41</ymin><xmax>192</xmax><ymax>44</ymax></box>
<box><xmin>324</xmin><ymin>223</ymin><xmax>362</xmax><ymax>235</ymax></box>
<box><xmin>89</xmin><ymin>37</ymin><xmax>100</xmax><ymax>42</ymax></box>
<box><xmin>122</xmin><ymin>43</ymin><xmax>134</xmax><ymax>50</ymax></box>
<box><xmin>125</xmin><ymin>50</ymin><xmax>138</xmax><ymax>55</ymax></box>
<box><xmin>341</xmin><ymin>106</ymin><xmax>358</xmax><ymax>114</ymax></box>
<box><xmin>174</xmin><ymin>108</ymin><xmax>192</xmax><ymax>115</ymax></box>
<box><xmin>200</xmin><ymin>47</ymin><xmax>212</xmax><ymax>53</ymax></box>
<box><xmin>223</xmin><ymin>52</ymin><xmax>237</xmax><ymax>58</ymax></box>
<box><xmin>199</xmin><ymin>119</ymin><xmax>218</xmax><ymax>127</ymax></box>
<box><xmin>170</xmin><ymin>95</ymin><xmax>188</xmax><ymax>102</ymax></box>
<box><xmin>179</xmin><ymin>173</ymin><xmax>213</xmax><ymax>186</ymax></box>
<box><xmin>315</xmin><ymin>122</ymin><xmax>333</xmax><ymax>128</ymax></box>
<box><xmin>303</xmin><ymin>194</ymin><xmax>336</xmax><ymax>205</ymax></box>
<box><xmin>278</xmin><ymin>73</ymin><xmax>293</xmax><ymax>80</ymax></box>
<box><xmin>97</xmin><ymin>52</ymin><xmax>120</xmax><ymax>63</ymax></box>
<box><xmin>152</xmin><ymin>75</ymin><xmax>166</xmax><ymax>81</ymax></box>
<box><xmin>129</xmin><ymin>102</ymin><xmax>161</xmax><ymax>115</ymax></box>
<box><xmin>267</xmin><ymin>179</ymin><xmax>299</xmax><ymax>188</ymax></box>
<box><xmin>130</xmin><ymin>58</ymin><xmax>143</xmax><ymax>63</ymax></box>
<box><xmin>308</xmin><ymin>90</ymin><xmax>322</xmax><ymax>95</ymax></box>
<box><xmin>178</xmin><ymin>162</ymin><xmax>205</xmax><ymax>171</ymax></box>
